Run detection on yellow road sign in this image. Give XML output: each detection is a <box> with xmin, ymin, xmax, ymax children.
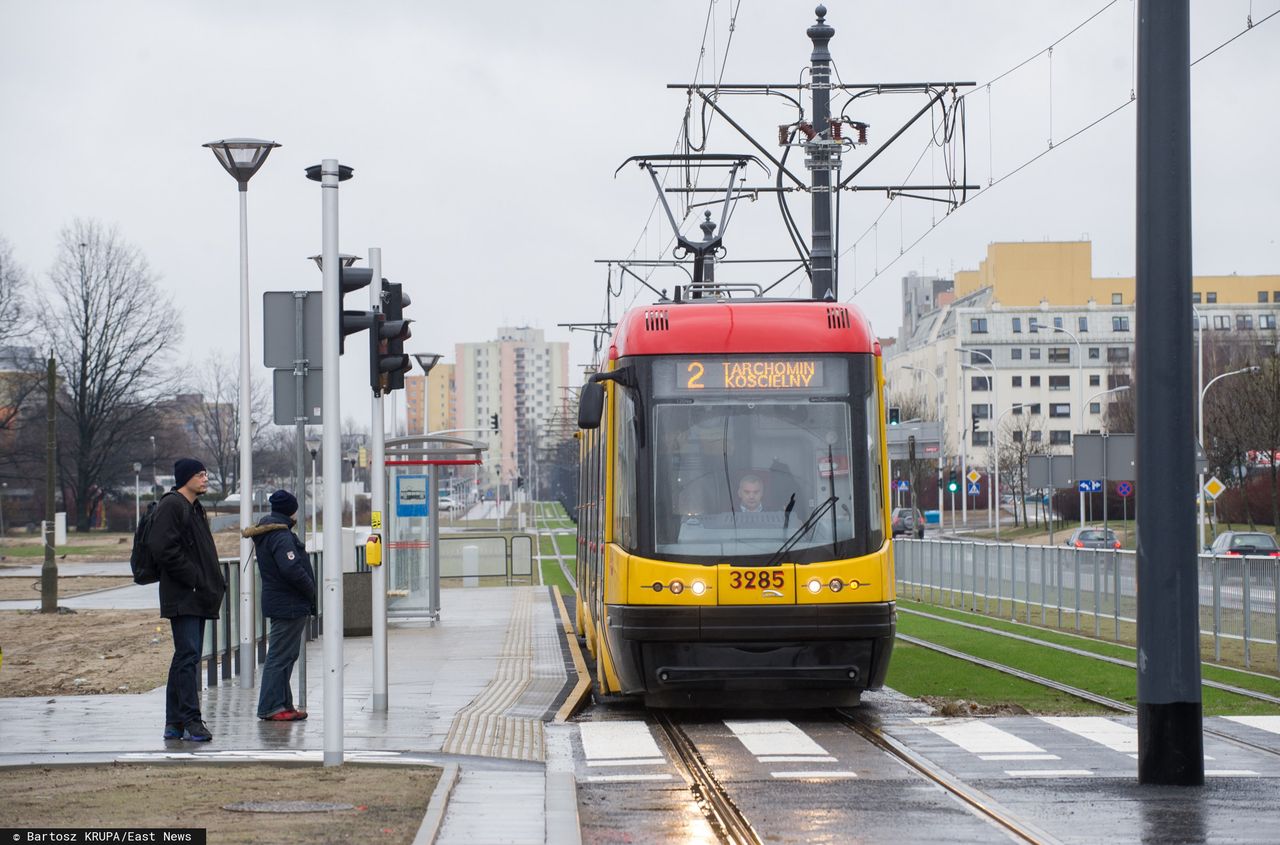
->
<box><xmin>1203</xmin><ymin>476</ymin><xmax>1225</xmax><ymax>500</ymax></box>
<box><xmin>966</xmin><ymin>469</ymin><xmax>981</xmax><ymax>484</ymax></box>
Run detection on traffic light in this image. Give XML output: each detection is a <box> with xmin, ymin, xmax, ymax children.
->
<box><xmin>370</xmin><ymin>280</ymin><xmax>412</xmax><ymax>393</ymax></box>
<box><xmin>339</xmin><ymin>266</ymin><xmax>376</xmax><ymax>355</ymax></box>
<box><xmin>972</xmin><ymin>414</ymin><xmax>982</xmax><ymax>434</ymax></box>
<box><xmin>888</xmin><ymin>406</ymin><xmax>901</xmax><ymax>425</ymax></box>
<box><xmin>947</xmin><ymin>469</ymin><xmax>958</xmax><ymax>493</ymax></box>
<box><xmin>517</xmin><ymin>476</ymin><xmax>524</xmax><ymax>489</ymax></box>
<box><xmin>490</xmin><ymin>413</ymin><xmax>499</xmax><ymax>431</ymax></box>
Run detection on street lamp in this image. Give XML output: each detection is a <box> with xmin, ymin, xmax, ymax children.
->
<box><xmin>204</xmin><ymin>137</ymin><xmax>280</xmax><ymax>691</ymax></box>
<box><xmin>960</xmin><ymin>360</ymin><xmax>993</xmax><ymax>529</ymax></box>
<box><xmin>405</xmin><ymin>353</ymin><xmax>442</xmax><ymax>442</ymax></box>
<box><xmin>149</xmin><ymin>436</ymin><xmax>156</xmax><ymax>501</ymax></box>
<box><xmin>306</xmin><ymin>436</ymin><xmax>321</xmax><ymax>549</ymax></box>
<box><xmin>991</xmin><ymin>404</ymin><xmax>1030</xmax><ymax>540</ymax></box>
<box><xmin>960</xmin><ymin>348</ymin><xmax>998</xmax><ymax>528</ymax></box>
<box><xmin>1198</xmin><ymin>365</ymin><xmax>1260</xmax><ymax>547</ymax></box>
<box><xmin>133</xmin><ymin>462</ymin><xmax>141</xmax><ymax>529</ymax></box>
<box><xmin>901</xmin><ymin>364</ymin><xmax>946</xmax><ymax>530</ymax></box>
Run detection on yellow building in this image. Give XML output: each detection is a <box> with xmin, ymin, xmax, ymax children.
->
<box><xmin>954</xmin><ymin>241</ymin><xmax>1280</xmax><ymax>307</ymax></box>
<box><xmin>405</xmin><ymin>363</ymin><xmax>455</xmax><ymax>436</ymax></box>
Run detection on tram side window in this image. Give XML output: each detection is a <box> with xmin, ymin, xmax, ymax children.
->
<box><xmin>613</xmin><ymin>386</ymin><xmax>637</xmax><ymax>549</ymax></box>
<box><xmin>866</xmin><ymin>389</ymin><xmax>884</xmax><ymax>545</ymax></box>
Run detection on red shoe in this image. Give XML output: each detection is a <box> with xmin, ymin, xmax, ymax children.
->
<box><xmin>262</xmin><ymin>710</ymin><xmax>302</xmax><ymax>721</ymax></box>
<box><xmin>287</xmin><ymin>709</ymin><xmax>308</xmax><ymax>721</ymax></box>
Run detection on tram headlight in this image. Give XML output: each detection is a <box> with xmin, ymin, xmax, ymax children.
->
<box><xmin>651</xmin><ymin>581</ymin><xmax>664</xmax><ymax>592</ymax></box>
<box><xmin>828</xmin><ymin>578</ymin><xmax>844</xmax><ymax>593</ymax></box>
<box><xmin>690</xmin><ymin>579</ymin><xmax>707</xmax><ymax>596</ymax></box>
<box><xmin>668</xmin><ymin>580</ymin><xmax>685</xmax><ymax>595</ymax></box>
<box><xmin>807</xmin><ymin>578</ymin><xmax>823</xmax><ymax>594</ymax></box>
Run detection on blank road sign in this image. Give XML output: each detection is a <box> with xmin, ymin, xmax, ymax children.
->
<box><xmin>272</xmin><ymin>369</ymin><xmax>322</xmax><ymax>425</ymax></box>
<box><xmin>263</xmin><ymin>291</ymin><xmax>323</xmax><ymax>368</ymax></box>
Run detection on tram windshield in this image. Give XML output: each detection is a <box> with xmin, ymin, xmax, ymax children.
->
<box><xmin>652</xmin><ymin>399</ymin><xmax>858</xmax><ymax>563</ymax></box>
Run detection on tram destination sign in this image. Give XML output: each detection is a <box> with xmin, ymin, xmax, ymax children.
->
<box><xmin>656</xmin><ymin>357</ymin><xmax>849</xmax><ymax>396</ymax></box>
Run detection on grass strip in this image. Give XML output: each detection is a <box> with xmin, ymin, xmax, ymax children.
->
<box><xmin>897</xmin><ymin>612</ymin><xmax>1280</xmax><ymax>717</ymax></box>
<box><xmin>541</xmin><ymin>560</ymin><xmax>574</xmax><ymax>596</ymax></box>
<box><xmin>898</xmin><ymin>597</ymin><xmax>1280</xmax><ymax>698</ymax></box>
<box><xmin>885</xmin><ymin>643</ymin><xmax>1111</xmax><ymax>715</ymax></box>
<box><xmin>555</xmin><ymin>533</ymin><xmax>577</xmax><ymax>557</ymax></box>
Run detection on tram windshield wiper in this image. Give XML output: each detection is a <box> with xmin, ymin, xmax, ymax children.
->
<box><xmin>764</xmin><ymin>495</ymin><xmax>837</xmax><ymax>567</ymax></box>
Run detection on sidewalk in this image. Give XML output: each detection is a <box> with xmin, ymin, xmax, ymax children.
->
<box><xmin>0</xmin><ymin>584</ymin><xmax>581</xmax><ymax>844</ymax></box>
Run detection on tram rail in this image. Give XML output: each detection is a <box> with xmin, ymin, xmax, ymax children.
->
<box><xmin>652</xmin><ymin>712</ymin><xmax>762</xmax><ymax>845</ymax></box>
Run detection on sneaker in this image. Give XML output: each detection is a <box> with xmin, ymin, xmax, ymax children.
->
<box><xmin>261</xmin><ymin>710</ymin><xmax>302</xmax><ymax>722</ymax></box>
<box><xmin>182</xmin><ymin>720</ymin><xmax>213</xmax><ymax>741</ymax></box>
<box><xmin>163</xmin><ymin>723</ymin><xmax>184</xmax><ymax>740</ymax></box>
<box><xmin>287</xmin><ymin>709</ymin><xmax>308</xmax><ymax>721</ymax></box>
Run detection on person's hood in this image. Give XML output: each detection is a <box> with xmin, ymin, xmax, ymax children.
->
<box><xmin>242</xmin><ymin>512</ymin><xmax>294</xmax><ymax>538</ymax></box>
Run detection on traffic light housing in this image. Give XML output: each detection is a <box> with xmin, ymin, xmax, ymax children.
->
<box><xmin>888</xmin><ymin>406</ymin><xmax>900</xmax><ymax>425</ymax></box>
<box><xmin>339</xmin><ymin>266</ymin><xmax>376</xmax><ymax>355</ymax></box>
<box><xmin>972</xmin><ymin>414</ymin><xmax>982</xmax><ymax>435</ymax></box>
<box><xmin>490</xmin><ymin>413</ymin><xmax>499</xmax><ymax>431</ymax></box>
<box><xmin>370</xmin><ymin>280</ymin><xmax>413</xmax><ymax>394</ymax></box>
<box><xmin>947</xmin><ymin>469</ymin><xmax>958</xmax><ymax>493</ymax></box>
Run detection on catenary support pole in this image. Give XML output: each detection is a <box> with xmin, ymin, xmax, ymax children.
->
<box><xmin>807</xmin><ymin>6</ymin><xmax>836</xmax><ymax>300</ymax></box>
<box><xmin>1135</xmin><ymin>0</ymin><xmax>1203</xmax><ymax>785</ymax></box>
<box><xmin>41</xmin><ymin>354</ymin><xmax>57</xmax><ymax>613</ymax></box>
<box><xmin>370</xmin><ymin>247</ymin><xmax>388</xmax><ymax>712</ymax></box>
<box><xmin>319</xmin><ymin>159</ymin><xmax>346</xmax><ymax>766</ymax></box>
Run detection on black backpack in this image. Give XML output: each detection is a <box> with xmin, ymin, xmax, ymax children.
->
<box><xmin>130</xmin><ymin>492</ymin><xmax>187</xmax><ymax>585</ymax></box>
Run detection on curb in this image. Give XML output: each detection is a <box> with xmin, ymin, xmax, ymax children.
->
<box><xmin>544</xmin><ymin>770</ymin><xmax>581</xmax><ymax>845</ymax></box>
<box><xmin>411</xmin><ymin>761</ymin><xmax>459</xmax><ymax>845</ymax></box>
<box><xmin>551</xmin><ymin>589</ymin><xmax>591</xmax><ymax>723</ymax></box>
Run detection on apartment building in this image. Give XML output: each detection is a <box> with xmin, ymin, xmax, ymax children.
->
<box><xmin>405</xmin><ymin>363</ymin><xmax>455</xmax><ymax>436</ymax></box>
<box><xmin>886</xmin><ymin>241</ymin><xmax>1280</xmax><ymax>467</ymax></box>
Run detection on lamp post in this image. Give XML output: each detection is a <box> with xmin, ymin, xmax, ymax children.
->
<box><xmin>149</xmin><ymin>436</ymin><xmax>156</xmax><ymax>501</ymax></box>
<box><xmin>306</xmin><ymin>437</ymin><xmax>321</xmax><ymax>550</ymax></box>
<box><xmin>1046</xmin><ymin>324</ymin><xmax>1086</xmax><ymax>528</ymax></box>
<box><xmin>901</xmin><ymin>364</ymin><xmax>946</xmax><ymax>530</ymax></box>
<box><xmin>133</xmin><ymin>462</ymin><xmax>141</xmax><ymax>529</ymax></box>
<box><xmin>1084</xmin><ymin>385</ymin><xmax>1132</xmax><ymax>534</ymax></box>
<box><xmin>961</xmin><ymin>348</ymin><xmax>998</xmax><ymax>528</ymax></box>
<box><xmin>1198</xmin><ymin>366</ymin><xmax>1260</xmax><ymax>547</ymax></box>
<box><xmin>960</xmin><ymin>360</ymin><xmax>993</xmax><ymax>528</ymax></box>
<box><xmin>991</xmin><ymin>404</ymin><xmax>1030</xmax><ymax>540</ymax></box>
<box><xmin>204</xmin><ymin>137</ymin><xmax>280</xmax><ymax>690</ymax></box>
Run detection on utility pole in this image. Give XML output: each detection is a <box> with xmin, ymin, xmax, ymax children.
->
<box><xmin>807</xmin><ymin>7</ymin><xmax>835</xmax><ymax>300</ymax></box>
<box><xmin>369</xmin><ymin>247</ymin><xmax>389</xmax><ymax>713</ymax></box>
<box><xmin>41</xmin><ymin>354</ymin><xmax>57</xmax><ymax>613</ymax></box>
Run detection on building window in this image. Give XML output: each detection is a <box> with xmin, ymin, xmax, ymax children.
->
<box><xmin>1012</xmin><ymin>317</ymin><xmax>1022</xmax><ymax>333</ymax></box>
<box><xmin>1089</xmin><ymin>347</ymin><xmax>1100</xmax><ymax>359</ymax></box>
<box><xmin>1274</xmin><ymin>291</ymin><xmax>1280</xmax><ymax>303</ymax></box>
<box><xmin>1011</xmin><ymin>348</ymin><xmax>1023</xmax><ymax>360</ymax></box>
<box><xmin>1195</xmin><ymin>315</ymin><xmax>1208</xmax><ymax>330</ymax></box>
<box><xmin>1029</xmin><ymin>404</ymin><xmax>1041</xmax><ymax>415</ymax></box>
<box><xmin>1107</xmin><ymin>346</ymin><xmax>1130</xmax><ymax>363</ymax></box>
<box><xmin>1213</xmin><ymin>315</ymin><xmax>1230</xmax><ymax>330</ymax></box>
<box><xmin>1192</xmin><ymin>292</ymin><xmax>1201</xmax><ymax>304</ymax></box>
<box><xmin>1089</xmin><ymin>402</ymin><xmax>1102</xmax><ymax>414</ymax></box>
<box><xmin>1050</xmin><ymin>430</ymin><xmax>1072</xmax><ymax>445</ymax></box>
<box><xmin>1012</xmin><ymin>405</ymin><xmax>1023</xmax><ymax>415</ymax></box>
<box><xmin>1030</xmin><ymin>348</ymin><xmax>1041</xmax><ymax>360</ymax></box>
<box><xmin>1237</xmin><ymin>314</ymin><xmax>1254</xmax><ymax>331</ymax></box>
<box><xmin>1260</xmin><ymin>291</ymin><xmax>1269</xmax><ymax>303</ymax></box>
<box><xmin>971</xmin><ymin>375</ymin><xmax>990</xmax><ymax>391</ymax></box>
<box><xmin>1261</xmin><ymin>314</ymin><xmax>1277</xmax><ymax>330</ymax></box>
<box><xmin>1011</xmin><ymin>375</ymin><xmax>1023</xmax><ymax>387</ymax></box>
<box><xmin>1050</xmin><ymin>403</ymin><xmax>1072</xmax><ymax>418</ymax></box>
<box><xmin>1049</xmin><ymin>375</ymin><xmax>1070</xmax><ymax>391</ymax></box>
<box><xmin>1048</xmin><ymin>347</ymin><xmax>1070</xmax><ymax>363</ymax></box>
<box><xmin>1029</xmin><ymin>317</ymin><xmax>1039</xmax><ymax>333</ymax></box>
<box><xmin>1030</xmin><ymin>431</ymin><xmax>1043</xmax><ymax>442</ymax></box>
<box><xmin>970</xmin><ymin>317</ymin><xmax>989</xmax><ymax>333</ymax></box>
<box><xmin>1030</xmin><ymin>376</ymin><xmax>1041</xmax><ymax>387</ymax></box>
<box><xmin>1089</xmin><ymin>374</ymin><xmax>1101</xmax><ymax>387</ymax></box>
<box><xmin>969</xmin><ymin>349</ymin><xmax>992</xmax><ymax>366</ymax></box>
<box><xmin>972</xmin><ymin>403</ymin><xmax>992</xmax><ymax>419</ymax></box>
<box><xmin>973</xmin><ymin>431</ymin><xmax>991</xmax><ymax>446</ymax></box>
<box><xmin>1078</xmin><ymin>316</ymin><xmax>1088</xmax><ymax>332</ymax></box>
<box><xmin>1013</xmin><ymin>431</ymin><xmax>1024</xmax><ymax>443</ymax></box>
<box><xmin>1108</xmin><ymin>373</ymin><xmax>1132</xmax><ymax>389</ymax></box>
<box><xmin>1207</xmin><ymin>292</ymin><xmax>1217</xmax><ymax>304</ymax></box>
<box><xmin>1112</xmin><ymin>293</ymin><xmax>1123</xmax><ymax>305</ymax></box>
<box><xmin>1053</xmin><ymin>316</ymin><xmax>1064</xmax><ymax>329</ymax></box>
<box><xmin>1112</xmin><ymin>316</ymin><xmax>1130</xmax><ymax>332</ymax></box>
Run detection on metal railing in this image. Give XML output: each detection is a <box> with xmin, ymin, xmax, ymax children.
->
<box><xmin>895</xmin><ymin>538</ymin><xmax>1280</xmax><ymax>671</ymax></box>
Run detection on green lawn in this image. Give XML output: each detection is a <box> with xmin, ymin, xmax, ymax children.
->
<box><xmin>540</xmin><ymin>559</ymin><xmax>574</xmax><ymax>596</ymax></box>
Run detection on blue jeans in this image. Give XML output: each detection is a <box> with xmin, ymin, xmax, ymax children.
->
<box><xmin>166</xmin><ymin>616</ymin><xmax>205</xmax><ymax>726</ymax></box>
<box><xmin>258</xmin><ymin>616</ymin><xmax>307</xmax><ymax>718</ymax></box>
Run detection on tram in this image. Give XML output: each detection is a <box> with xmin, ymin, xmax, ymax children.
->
<box><xmin>575</xmin><ymin>291</ymin><xmax>895</xmax><ymax>707</ymax></box>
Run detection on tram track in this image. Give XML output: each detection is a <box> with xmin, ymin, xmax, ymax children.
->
<box><xmin>833</xmin><ymin>709</ymin><xmax>1061</xmax><ymax>845</ymax></box>
<box><xmin>652</xmin><ymin>712</ymin><xmax>763</xmax><ymax>845</ymax></box>
<box><xmin>900</xmin><ymin>606</ymin><xmax>1280</xmax><ymax>707</ymax></box>
<box><xmin>898</xmin><ymin>632</ymin><xmax>1280</xmax><ymax>760</ymax></box>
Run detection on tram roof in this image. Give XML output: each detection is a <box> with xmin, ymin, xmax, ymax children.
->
<box><xmin>610</xmin><ymin>298</ymin><xmax>879</xmax><ymax>360</ymax></box>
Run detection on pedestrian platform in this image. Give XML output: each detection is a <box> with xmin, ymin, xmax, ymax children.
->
<box><xmin>0</xmin><ymin>584</ymin><xmax>582</xmax><ymax>844</ymax></box>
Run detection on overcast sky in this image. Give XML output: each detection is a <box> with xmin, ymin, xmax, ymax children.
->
<box><xmin>2</xmin><ymin>1</ymin><xmax>1275</xmax><ymax>430</ymax></box>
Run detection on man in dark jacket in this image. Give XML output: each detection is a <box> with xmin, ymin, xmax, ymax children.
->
<box><xmin>149</xmin><ymin>458</ymin><xmax>225</xmax><ymax>742</ymax></box>
<box><xmin>244</xmin><ymin>489</ymin><xmax>316</xmax><ymax>721</ymax></box>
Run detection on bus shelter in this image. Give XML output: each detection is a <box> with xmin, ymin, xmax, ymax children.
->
<box><xmin>384</xmin><ymin>434</ymin><xmax>486</xmax><ymax>619</ymax></box>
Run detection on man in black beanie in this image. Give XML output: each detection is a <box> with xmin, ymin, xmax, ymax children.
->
<box><xmin>149</xmin><ymin>457</ymin><xmax>225</xmax><ymax>742</ymax></box>
<box><xmin>243</xmin><ymin>488</ymin><xmax>316</xmax><ymax>721</ymax></box>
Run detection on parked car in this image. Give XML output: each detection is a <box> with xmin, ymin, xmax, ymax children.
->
<box><xmin>437</xmin><ymin>496</ymin><xmax>460</xmax><ymax>512</ymax></box>
<box><xmin>1207</xmin><ymin>531</ymin><xmax>1280</xmax><ymax>557</ymax></box>
<box><xmin>1064</xmin><ymin>527</ymin><xmax>1121</xmax><ymax>550</ymax></box>
<box><xmin>891</xmin><ymin>507</ymin><xmax>925</xmax><ymax>539</ymax></box>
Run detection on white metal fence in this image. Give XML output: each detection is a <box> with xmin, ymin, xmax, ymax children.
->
<box><xmin>895</xmin><ymin>538</ymin><xmax>1280</xmax><ymax>671</ymax></box>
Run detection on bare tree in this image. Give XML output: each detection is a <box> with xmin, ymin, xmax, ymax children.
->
<box><xmin>187</xmin><ymin>351</ymin><xmax>270</xmax><ymax>498</ymax></box>
<box><xmin>39</xmin><ymin>220</ymin><xmax>181</xmax><ymax>531</ymax></box>
<box><xmin>0</xmin><ymin>235</ymin><xmax>25</xmax><ymax>346</ymax></box>
<box><xmin>0</xmin><ymin>237</ymin><xmax>44</xmax><ymax>457</ymax></box>
<box><xmin>996</xmin><ymin>411</ymin><xmax>1049</xmax><ymax>527</ymax></box>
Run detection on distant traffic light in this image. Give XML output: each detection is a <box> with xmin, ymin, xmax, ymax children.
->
<box><xmin>517</xmin><ymin>476</ymin><xmax>524</xmax><ymax>489</ymax></box>
<box><xmin>972</xmin><ymin>414</ymin><xmax>982</xmax><ymax>435</ymax></box>
<box><xmin>490</xmin><ymin>413</ymin><xmax>499</xmax><ymax>431</ymax></box>
<box><xmin>947</xmin><ymin>470</ymin><xmax>958</xmax><ymax>493</ymax></box>
<box><xmin>888</xmin><ymin>406</ymin><xmax>901</xmax><ymax>425</ymax></box>
<box><xmin>339</xmin><ymin>266</ymin><xmax>376</xmax><ymax>355</ymax></box>
<box><xmin>372</xmin><ymin>280</ymin><xmax>413</xmax><ymax>393</ymax></box>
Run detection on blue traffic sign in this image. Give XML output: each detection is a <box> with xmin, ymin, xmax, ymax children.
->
<box><xmin>896</xmin><ymin>480</ymin><xmax>909</xmax><ymax>491</ymax></box>
<box><xmin>967</xmin><ymin>482</ymin><xmax>981</xmax><ymax>495</ymax></box>
<box><xmin>1078</xmin><ymin>480</ymin><xmax>1103</xmax><ymax>492</ymax></box>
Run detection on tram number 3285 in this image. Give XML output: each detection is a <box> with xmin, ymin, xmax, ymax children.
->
<box><xmin>729</xmin><ymin>569</ymin><xmax>787</xmax><ymax>590</ymax></box>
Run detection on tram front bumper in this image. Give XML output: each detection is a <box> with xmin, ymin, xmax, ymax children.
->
<box><xmin>605</xmin><ymin>602</ymin><xmax>896</xmax><ymax>698</ymax></box>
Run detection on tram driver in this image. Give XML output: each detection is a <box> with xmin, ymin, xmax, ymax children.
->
<box><xmin>736</xmin><ymin>474</ymin><xmax>766</xmax><ymax>513</ymax></box>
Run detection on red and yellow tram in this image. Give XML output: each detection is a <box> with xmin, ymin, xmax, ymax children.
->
<box><xmin>575</xmin><ymin>295</ymin><xmax>895</xmax><ymax>707</ymax></box>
